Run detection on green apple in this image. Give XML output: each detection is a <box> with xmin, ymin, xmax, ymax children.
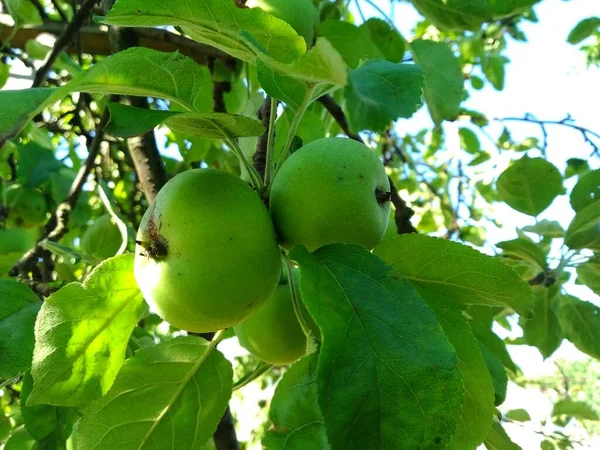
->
<box><xmin>269</xmin><ymin>137</ymin><xmax>391</xmax><ymax>252</ymax></box>
<box><xmin>0</xmin><ymin>228</ymin><xmax>36</xmax><ymax>254</ymax></box>
<box><xmin>234</xmin><ymin>269</ymin><xmax>317</xmax><ymax>365</ymax></box>
<box><xmin>81</xmin><ymin>214</ymin><xmax>123</xmax><ymax>260</ymax></box>
<box><xmin>246</xmin><ymin>0</ymin><xmax>318</xmax><ymax>46</ymax></box>
<box><xmin>6</xmin><ymin>186</ymin><xmax>48</xmax><ymax>228</ymax></box>
<box><xmin>134</xmin><ymin>169</ymin><xmax>281</xmax><ymax>333</ymax></box>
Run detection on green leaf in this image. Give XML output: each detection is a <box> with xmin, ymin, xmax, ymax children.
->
<box><xmin>522</xmin><ymin>220</ymin><xmax>564</xmax><ymax>238</ymax></box>
<box><xmin>410</xmin><ymin>40</ymin><xmax>463</xmax><ymax>125</ymax></box>
<box><xmin>106</xmin><ymin>103</ymin><xmax>179</xmax><ymax>137</ymax></box>
<box><xmin>520</xmin><ymin>285</ymin><xmax>563</xmax><ymax>359</ymax></box>
<box><xmin>0</xmin><ymin>280</ymin><xmax>40</xmax><ymax>378</ymax></box>
<box><xmin>470</xmin><ymin>320</ymin><xmax>518</xmax><ymax>374</ymax></box>
<box><xmin>359</xmin><ymin>18</ymin><xmax>405</xmax><ymax>63</ymax></box>
<box><xmin>497</xmin><ymin>157</ymin><xmax>563</xmax><ymax>216</ymax></box>
<box><xmin>565</xmin><ymin>200</ymin><xmax>600</xmax><ymax>251</ymax></box>
<box><xmin>482</xmin><ymin>54</ymin><xmax>509</xmax><ymax>90</ymax></box>
<box><xmin>505</xmin><ymin>409</ymin><xmax>531</xmax><ymax>422</ymax></box>
<box><xmin>491</xmin><ymin>0</ymin><xmax>540</xmax><ymax>18</ymax></box>
<box><xmin>567</xmin><ymin>17</ymin><xmax>600</xmax><ymax>44</ymax></box>
<box><xmin>4</xmin><ymin>427</ymin><xmax>36</xmax><ymax>450</ymax></box>
<box><xmin>263</xmin><ymin>353</ymin><xmax>330</xmax><ymax>450</ymax></box>
<box><xmin>577</xmin><ymin>260</ymin><xmax>600</xmax><ymax>296</ymax></box>
<box><xmin>318</xmin><ymin>20</ymin><xmax>384</xmax><ymax>69</ymax></box>
<box><xmin>374</xmin><ymin>234</ymin><xmax>533</xmax><ymax>317</ymax></box>
<box><xmin>552</xmin><ymin>399</ymin><xmax>599</xmax><ymax>421</ymax></box>
<box><xmin>290</xmin><ymin>244</ymin><xmax>463</xmax><ymax>450</ymax></box>
<box><xmin>409</xmin><ymin>0</ymin><xmax>490</xmax><ymax>30</ymax></box>
<box><xmin>21</xmin><ymin>372</ymin><xmax>76</xmax><ymax>442</ymax></box>
<box><xmin>102</xmin><ymin>0</ymin><xmax>306</xmax><ymax>63</ymax></box>
<box><xmin>107</xmin><ymin>103</ymin><xmax>265</xmax><ymax>139</ymax></box>
<box><xmin>558</xmin><ymin>295</ymin><xmax>600</xmax><ymax>360</ymax></box>
<box><xmin>28</xmin><ymin>254</ymin><xmax>146</xmax><ymax>407</ymax></box>
<box><xmin>565</xmin><ymin>157</ymin><xmax>589</xmax><ymax>178</ymax></box>
<box><xmin>257</xmin><ymin>38</ymin><xmax>347</xmax><ymax>111</ymax></box>
<box><xmin>76</xmin><ymin>336</ymin><xmax>233</xmax><ymax>450</ymax></box>
<box><xmin>477</xmin><ymin>341</ymin><xmax>508</xmax><ymax>406</ymax></box>
<box><xmin>459</xmin><ymin>128</ymin><xmax>481</xmax><ymax>154</ymax></box>
<box><xmin>344</xmin><ymin>59</ymin><xmax>424</xmax><ymax>132</ymax></box>
<box><xmin>496</xmin><ymin>237</ymin><xmax>547</xmax><ymax>270</ymax></box>
<box><xmin>424</xmin><ymin>298</ymin><xmax>495</xmax><ymax>450</ymax></box>
<box><xmin>570</xmin><ymin>168</ymin><xmax>600</xmax><ymax>212</ymax></box>
<box><xmin>0</xmin><ymin>48</ymin><xmax>213</xmax><ymax>142</ymax></box>
<box><xmin>5</xmin><ymin>0</ymin><xmax>43</xmax><ymax>28</ymax></box>
<box><xmin>484</xmin><ymin>420</ymin><xmax>522</xmax><ymax>450</ymax></box>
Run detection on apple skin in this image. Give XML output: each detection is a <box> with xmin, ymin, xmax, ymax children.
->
<box><xmin>0</xmin><ymin>228</ymin><xmax>36</xmax><ymax>254</ymax></box>
<box><xmin>134</xmin><ymin>169</ymin><xmax>281</xmax><ymax>333</ymax></box>
<box><xmin>6</xmin><ymin>186</ymin><xmax>48</xmax><ymax>228</ymax></box>
<box><xmin>81</xmin><ymin>215</ymin><xmax>122</xmax><ymax>260</ymax></box>
<box><xmin>269</xmin><ymin>137</ymin><xmax>391</xmax><ymax>252</ymax></box>
<box><xmin>234</xmin><ymin>269</ymin><xmax>318</xmax><ymax>365</ymax></box>
<box><xmin>246</xmin><ymin>0</ymin><xmax>318</xmax><ymax>46</ymax></box>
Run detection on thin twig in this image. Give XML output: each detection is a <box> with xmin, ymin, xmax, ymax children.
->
<box><xmin>495</xmin><ymin>113</ymin><xmax>600</xmax><ymax>157</ymax></box>
<box><xmin>32</xmin><ymin>0</ymin><xmax>99</xmax><ymax>87</ymax></box>
<box><xmin>253</xmin><ymin>96</ymin><xmax>276</xmax><ymax>179</ymax></box>
<box><xmin>318</xmin><ymin>95</ymin><xmax>363</xmax><ymax>143</ymax></box>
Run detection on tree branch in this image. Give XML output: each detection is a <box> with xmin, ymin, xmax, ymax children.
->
<box><xmin>253</xmin><ymin>96</ymin><xmax>276</xmax><ymax>179</ymax></box>
<box><xmin>32</xmin><ymin>0</ymin><xmax>99</xmax><ymax>87</ymax></box>
<box><xmin>9</xmin><ymin>110</ymin><xmax>108</xmax><ymax>280</ymax></box>
<box><xmin>0</xmin><ymin>13</ymin><xmax>234</xmax><ymax>67</ymax></box>
<box><xmin>318</xmin><ymin>94</ymin><xmax>363</xmax><ymax>143</ymax></box>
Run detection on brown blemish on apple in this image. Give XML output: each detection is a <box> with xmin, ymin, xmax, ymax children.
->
<box><xmin>375</xmin><ymin>188</ymin><xmax>392</xmax><ymax>206</ymax></box>
<box><xmin>137</xmin><ymin>207</ymin><xmax>169</xmax><ymax>261</ymax></box>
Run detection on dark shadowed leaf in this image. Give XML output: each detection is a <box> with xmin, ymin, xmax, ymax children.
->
<box><xmin>263</xmin><ymin>353</ymin><xmax>330</xmax><ymax>450</ymax></box>
<box><xmin>558</xmin><ymin>295</ymin><xmax>600</xmax><ymax>359</ymax></box>
<box><xmin>521</xmin><ymin>285</ymin><xmax>563</xmax><ymax>359</ymax></box>
<box><xmin>291</xmin><ymin>244</ymin><xmax>463</xmax><ymax>450</ymax></box>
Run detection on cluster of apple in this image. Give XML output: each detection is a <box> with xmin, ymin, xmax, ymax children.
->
<box><xmin>134</xmin><ymin>138</ymin><xmax>391</xmax><ymax>365</ymax></box>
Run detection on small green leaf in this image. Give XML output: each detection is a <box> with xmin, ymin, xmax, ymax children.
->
<box><xmin>359</xmin><ymin>18</ymin><xmax>405</xmax><ymax>63</ymax></box>
<box><xmin>263</xmin><ymin>353</ymin><xmax>330</xmax><ymax>449</ymax></box>
<box><xmin>21</xmin><ymin>372</ymin><xmax>76</xmax><ymax>442</ymax></box>
<box><xmin>4</xmin><ymin>426</ymin><xmax>36</xmax><ymax>450</ymax></box>
<box><xmin>290</xmin><ymin>244</ymin><xmax>463</xmax><ymax>450</ymax></box>
<box><xmin>103</xmin><ymin>0</ymin><xmax>306</xmax><ymax>63</ymax></box>
<box><xmin>0</xmin><ymin>48</ymin><xmax>213</xmax><ymax>142</ymax></box>
<box><xmin>374</xmin><ymin>234</ymin><xmax>533</xmax><ymax>317</ymax></box>
<box><xmin>409</xmin><ymin>0</ymin><xmax>489</xmax><ymax>30</ymax></box>
<box><xmin>558</xmin><ymin>295</ymin><xmax>600</xmax><ymax>360</ymax></box>
<box><xmin>106</xmin><ymin>103</ymin><xmax>179</xmax><ymax>137</ymax></box>
<box><xmin>5</xmin><ymin>0</ymin><xmax>43</xmax><ymax>28</ymax></box>
<box><xmin>344</xmin><ymin>59</ymin><xmax>424</xmax><ymax>132</ymax></box>
<box><xmin>565</xmin><ymin>200</ymin><xmax>600</xmax><ymax>251</ymax></box>
<box><xmin>496</xmin><ymin>237</ymin><xmax>547</xmax><ymax>270</ymax></box>
<box><xmin>477</xmin><ymin>341</ymin><xmax>508</xmax><ymax>406</ymax></box>
<box><xmin>552</xmin><ymin>399</ymin><xmax>599</xmax><ymax>421</ymax></box>
<box><xmin>522</xmin><ymin>220</ymin><xmax>564</xmax><ymax>238</ymax></box>
<box><xmin>318</xmin><ymin>20</ymin><xmax>384</xmax><ymax>68</ymax></box>
<box><xmin>424</xmin><ymin>298</ymin><xmax>495</xmax><ymax>450</ymax></box>
<box><xmin>76</xmin><ymin>336</ymin><xmax>233</xmax><ymax>450</ymax></box>
<box><xmin>484</xmin><ymin>420</ymin><xmax>522</xmax><ymax>450</ymax></box>
<box><xmin>565</xmin><ymin>158</ymin><xmax>589</xmax><ymax>178</ymax></box>
<box><xmin>505</xmin><ymin>409</ymin><xmax>531</xmax><ymax>422</ymax></box>
<box><xmin>28</xmin><ymin>254</ymin><xmax>146</xmax><ymax>407</ymax></box>
<box><xmin>257</xmin><ymin>38</ymin><xmax>347</xmax><ymax>111</ymax></box>
<box><xmin>570</xmin><ymin>168</ymin><xmax>600</xmax><ymax>212</ymax></box>
<box><xmin>482</xmin><ymin>54</ymin><xmax>509</xmax><ymax>91</ymax></box>
<box><xmin>520</xmin><ymin>285</ymin><xmax>563</xmax><ymax>359</ymax></box>
<box><xmin>577</xmin><ymin>260</ymin><xmax>600</xmax><ymax>296</ymax></box>
<box><xmin>459</xmin><ymin>128</ymin><xmax>481</xmax><ymax>154</ymax></box>
<box><xmin>0</xmin><ymin>280</ymin><xmax>40</xmax><ymax>378</ymax></box>
<box><xmin>567</xmin><ymin>17</ymin><xmax>600</xmax><ymax>44</ymax></box>
<box><xmin>497</xmin><ymin>157</ymin><xmax>563</xmax><ymax>216</ymax></box>
<box><xmin>410</xmin><ymin>40</ymin><xmax>463</xmax><ymax>125</ymax></box>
